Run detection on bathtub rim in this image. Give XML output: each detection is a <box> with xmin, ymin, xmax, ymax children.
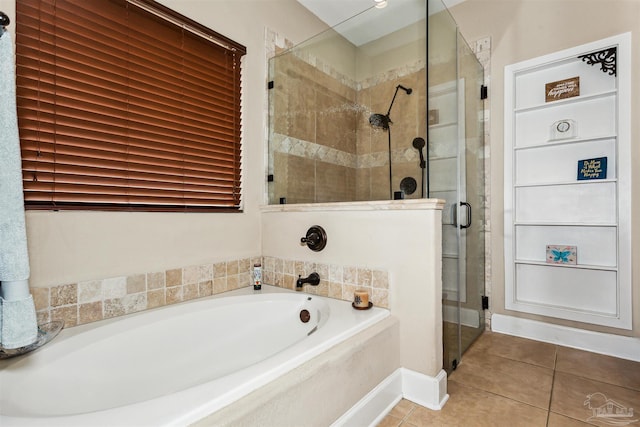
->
<box><xmin>0</xmin><ymin>285</ymin><xmax>390</xmax><ymax>426</ymax></box>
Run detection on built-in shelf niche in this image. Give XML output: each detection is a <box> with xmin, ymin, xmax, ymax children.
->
<box><xmin>503</xmin><ymin>33</ymin><xmax>631</xmax><ymax>329</ymax></box>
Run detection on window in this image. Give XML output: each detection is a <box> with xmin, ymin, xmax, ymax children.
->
<box><xmin>16</xmin><ymin>0</ymin><xmax>246</xmax><ymax>212</ymax></box>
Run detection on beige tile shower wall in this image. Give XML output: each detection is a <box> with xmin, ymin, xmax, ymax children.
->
<box><xmin>32</xmin><ymin>257</ymin><xmax>260</xmax><ymax>328</ymax></box>
<box><xmin>271</xmin><ymin>53</ymin><xmax>358</xmax><ymax>204</ymax></box>
<box><xmin>271</xmin><ymin>66</ymin><xmax>427</xmax><ymax>203</ymax></box>
<box><xmin>356</xmin><ymin>67</ymin><xmax>427</xmax><ymax>201</ymax></box>
<box><xmin>261</xmin><ymin>256</ymin><xmax>389</xmax><ymax>308</ymax></box>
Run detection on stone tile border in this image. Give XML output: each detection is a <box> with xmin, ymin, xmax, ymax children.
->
<box><xmin>32</xmin><ymin>256</ymin><xmax>261</xmax><ymax>328</ymax></box>
<box><xmin>261</xmin><ymin>256</ymin><xmax>389</xmax><ymax>309</ymax></box>
<box><xmin>31</xmin><ymin>256</ymin><xmax>389</xmax><ymax>329</ymax></box>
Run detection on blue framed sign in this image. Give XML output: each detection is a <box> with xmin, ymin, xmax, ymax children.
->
<box><xmin>577</xmin><ymin>157</ymin><xmax>607</xmax><ymax>180</ymax></box>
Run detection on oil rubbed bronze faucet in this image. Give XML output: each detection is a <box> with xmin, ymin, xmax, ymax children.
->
<box><xmin>296</xmin><ymin>272</ymin><xmax>320</xmax><ymax>291</ymax></box>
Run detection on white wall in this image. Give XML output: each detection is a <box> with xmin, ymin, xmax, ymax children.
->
<box><xmin>261</xmin><ymin>200</ymin><xmax>444</xmax><ymax>377</ymax></box>
<box><xmin>0</xmin><ymin>0</ymin><xmax>329</xmax><ymax>288</ymax></box>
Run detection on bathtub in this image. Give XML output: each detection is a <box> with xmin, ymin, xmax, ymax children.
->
<box><xmin>0</xmin><ymin>285</ymin><xmax>389</xmax><ymax>426</ymax></box>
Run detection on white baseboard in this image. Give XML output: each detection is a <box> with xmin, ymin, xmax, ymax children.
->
<box><xmin>331</xmin><ymin>368</ymin><xmax>449</xmax><ymax>427</ymax></box>
<box><xmin>491</xmin><ymin>314</ymin><xmax>640</xmax><ymax>362</ymax></box>
<box><xmin>401</xmin><ymin>368</ymin><xmax>449</xmax><ymax>410</ymax></box>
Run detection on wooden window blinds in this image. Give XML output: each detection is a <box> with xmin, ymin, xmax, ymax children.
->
<box><xmin>15</xmin><ymin>0</ymin><xmax>246</xmax><ymax>212</ymax></box>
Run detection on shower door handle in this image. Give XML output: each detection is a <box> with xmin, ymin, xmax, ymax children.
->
<box><xmin>460</xmin><ymin>202</ymin><xmax>472</xmax><ymax>229</ymax></box>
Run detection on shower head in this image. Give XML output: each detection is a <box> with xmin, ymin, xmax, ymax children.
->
<box><xmin>368</xmin><ymin>84</ymin><xmax>413</xmax><ymax>130</ymax></box>
<box><xmin>369</xmin><ymin>113</ymin><xmax>390</xmax><ymax>129</ymax></box>
<box><xmin>413</xmin><ymin>137</ymin><xmax>426</xmax><ymax>169</ymax></box>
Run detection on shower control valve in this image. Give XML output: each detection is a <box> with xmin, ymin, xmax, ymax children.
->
<box><xmin>300</xmin><ymin>225</ymin><xmax>327</xmax><ymax>252</ymax></box>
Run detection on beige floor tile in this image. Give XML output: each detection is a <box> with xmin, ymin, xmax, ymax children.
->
<box><xmin>449</xmin><ymin>350</ymin><xmax>554</xmax><ymax>409</ymax></box>
<box><xmin>443</xmin><ymin>321</ymin><xmax>484</xmax><ymax>371</ymax></box>
<box><xmin>547</xmin><ymin>412</ymin><xmax>592</xmax><ymax>426</ymax></box>
<box><xmin>550</xmin><ymin>372</ymin><xmax>640</xmax><ymax>424</ymax></box>
<box><xmin>386</xmin><ymin>331</ymin><xmax>640</xmax><ymax>426</ymax></box>
<box><xmin>466</xmin><ymin>331</ymin><xmax>557</xmax><ymax>369</ymax></box>
<box><xmin>376</xmin><ymin>414</ymin><xmax>403</xmax><ymax>427</ymax></box>
<box><xmin>403</xmin><ymin>380</ymin><xmax>548</xmax><ymax>427</ymax></box>
<box><xmin>387</xmin><ymin>398</ymin><xmax>415</xmax><ymax>419</ymax></box>
<box><xmin>555</xmin><ymin>346</ymin><xmax>640</xmax><ymax>391</ymax></box>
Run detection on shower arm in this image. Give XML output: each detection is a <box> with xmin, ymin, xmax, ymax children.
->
<box><xmin>385</xmin><ymin>85</ymin><xmax>412</xmax><ymax>117</ymax></box>
<box><xmin>386</xmin><ymin>88</ymin><xmax>400</xmax><ymax>117</ymax></box>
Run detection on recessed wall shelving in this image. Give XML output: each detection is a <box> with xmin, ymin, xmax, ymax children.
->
<box><xmin>503</xmin><ymin>33</ymin><xmax>632</xmax><ymax>329</ymax></box>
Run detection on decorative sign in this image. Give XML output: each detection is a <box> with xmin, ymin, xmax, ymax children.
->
<box><xmin>577</xmin><ymin>157</ymin><xmax>607</xmax><ymax>180</ymax></box>
<box><xmin>545</xmin><ymin>76</ymin><xmax>580</xmax><ymax>102</ymax></box>
<box><xmin>428</xmin><ymin>109</ymin><xmax>439</xmax><ymax>126</ymax></box>
<box><xmin>546</xmin><ymin>245</ymin><xmax>577</xmax><ymax>265</ymax></box>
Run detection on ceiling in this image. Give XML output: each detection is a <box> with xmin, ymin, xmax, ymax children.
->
<box><xmin>296</xmin><ymin>0</ymin><xmax>465</xmax><ymax>46</ymax></box>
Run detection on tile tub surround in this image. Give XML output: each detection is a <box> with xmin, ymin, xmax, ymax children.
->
<box><xmin>31</xmin><ymin>256</ymin><xmax>261</xmax><ymax>328</ymax></box>
<box><xmin>30</xmin><ymin>257</ymin><xmax>389</xmax><ymax>328</ymax></box>
<box><xmin>261</xmin><ymin>256</ymin><xmax>390</xmax><ymax>309</ymax></box>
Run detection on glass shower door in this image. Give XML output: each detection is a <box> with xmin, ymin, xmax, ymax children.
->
<box><xmin>428</xmin><ymin>0</ymin><xmax>485</xmax><ymax>373</ymax></box>
<box><xmin>455</xmin><ymin>30</ymin><xmax>485</xmax><ymax>366</ymax></box>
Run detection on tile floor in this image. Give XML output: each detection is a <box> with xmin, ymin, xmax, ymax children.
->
<box><xmin>378</xmin><ymin>331</ymin><xmax>640</xmax><ymax>427</ymax></box>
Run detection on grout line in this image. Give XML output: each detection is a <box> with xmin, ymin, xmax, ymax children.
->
<box><xmin>448</xmin><ymin>378</ymin><xmax>551</xmax><ymax>414</ymax></box>
<box><xmin>554</xmin><ymin>346</ymin><xmax>640</xmax><ymax>393</ymax></box>
<box><xmin>398</xmin><ymin>403</ymin><xmax>416</xmax><ymax>426</ymax></box>
<box><xmin>545</xmin><ymin>346</ymin><xmax>559</xmax><ymax>426</ymax></box>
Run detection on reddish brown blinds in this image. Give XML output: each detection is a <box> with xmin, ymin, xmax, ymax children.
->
<box><xmin>15</xmin><ymin>0</ymin><xmax>246</xmax><ymax>211</ymax></box>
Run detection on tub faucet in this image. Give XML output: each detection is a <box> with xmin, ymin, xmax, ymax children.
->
<box><xmin>296</xmin><ymin>272</ymin><xmax>320</xmax><ymax>291</ymax></box>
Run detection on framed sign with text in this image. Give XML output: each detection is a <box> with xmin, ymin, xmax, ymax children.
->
<box><xmin>577</xmin><ymin>157</ymin><xmax>607</xmax><ymax>180</ymax></box>
<box><xmin>545</xmin><ymin>76</ymin><xmax>580</xmax><ymax>102</ymax></box>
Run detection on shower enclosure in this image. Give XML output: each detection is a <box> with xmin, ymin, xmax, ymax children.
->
<box><xmin>427</xmin><ymin>0</ymin><xmax>485</xmax><ymax>372</ymax></box>
<box><xmin>267</xmin><ymin>0</ymin><xmax>485</xmax><ymax>374</ymax></box>
<box><xmin>267</xmin><ymin>1</ymin><xmax>428</xmax><ymax>203</ymax></box>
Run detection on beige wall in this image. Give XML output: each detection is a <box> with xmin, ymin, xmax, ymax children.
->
<box><xmin>448</xmin><ymin>0</ymin><xmax>640</xmax><ymax>337</ymax></box>
<box><xmin>0</xmin><ymin>0</ymin><xmax>329</xmax><ymax>288</ymax></box>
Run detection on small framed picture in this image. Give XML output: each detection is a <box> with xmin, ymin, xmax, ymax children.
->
<box><xmin>545</xmin><ymin>76</ymin><xmax>580</xmax><ymax>102</ymax></box>
<box><xmin>546</xmin><ymin>245</ymin><xmax>577</xmax><ymax>265</ymax></box>
<box><xmin>577</xmin><ymin>157</ymin><xmax>607</xmax><ymax>180</ymax></box>
<box><xmin>428</xmin><ymin>109</ymin><xmax>439</xmax><ymax>126</ymax></box>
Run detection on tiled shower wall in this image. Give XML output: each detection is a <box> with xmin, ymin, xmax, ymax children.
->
<box><xmin>270</xmin><ymin>52</ymin><xmax>358</xmax><ymax>203</ymax></box>
<box><xmin>269</xmin><ymin>47</ymin><xmax>427</xmax><ymax>203</ymax></box>
<box><xmin>357</xmin><ymin>66</ymin><xmax>427</xmax><ymax>201</ymax></box>
<box><xmin>32</xmin><ymin>257</ymin><xmax>389</xmax><ymax>329</ymax></box>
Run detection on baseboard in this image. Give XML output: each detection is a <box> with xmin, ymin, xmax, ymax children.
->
<box><xmin>491</xmin><ymin>313</ymin><xmax>640</xmax><ymax>362</ymax></box>
<box><xmin>331</xmin><ymin>368</ymin><xmax>449</xmax><ymax>426</ymax></box>
<box><xmin>401</xmin><ymin>368</ymin><xmax>449</xmax><ymax>410</ymax></box>
<box><xmin>331</xmin><ymin>370</ymin><xmax>403</xmax><ymax>427</ymax></box>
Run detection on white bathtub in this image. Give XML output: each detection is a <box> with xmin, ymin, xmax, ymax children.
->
<box><xmin>0</xmin><ymin>285</ymin><xmax>389</xmax><ymax>426</ymax></box>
